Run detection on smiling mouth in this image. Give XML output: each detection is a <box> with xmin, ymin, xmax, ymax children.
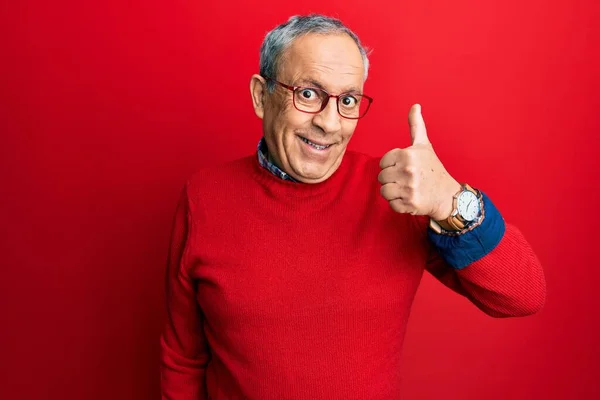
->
<box><xmin>299</xmin><ymin>136</ymin><xmax>333</xmax><ymax>150</ymax></box>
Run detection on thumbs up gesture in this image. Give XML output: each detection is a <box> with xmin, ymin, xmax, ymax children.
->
<box><xmin>378</xmin><ymin>104</ymin><xmax>462</xmax><ymax>221</ymax></box>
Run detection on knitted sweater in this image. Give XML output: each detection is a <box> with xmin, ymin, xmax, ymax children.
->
<box><xmin>160</xmin><ymin>151</ymin><xmax>546</xmax><ymax>400</ymax></box>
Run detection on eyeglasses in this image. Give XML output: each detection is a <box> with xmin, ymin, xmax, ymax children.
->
<box><xmin>264</xmin><ymin>76</ymin><xmax>373</xmax><ymax>120</ymax></box>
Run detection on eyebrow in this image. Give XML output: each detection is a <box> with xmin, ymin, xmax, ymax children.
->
<box><xmin>296</xmin><ymin>78</ymin><xmax>362</xmax><ymax>94</ymax></box>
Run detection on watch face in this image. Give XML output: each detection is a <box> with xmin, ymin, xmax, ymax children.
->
<box><xmin>457</xmin><ymin>191</ymin><xmax>480</xmax><ymax>222</ymax></box>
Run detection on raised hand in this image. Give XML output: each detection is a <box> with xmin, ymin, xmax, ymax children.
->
<box><xmin>378</xmin><ymin>104</ymin><xmax>461</xmax><ymax>221</ymax></box>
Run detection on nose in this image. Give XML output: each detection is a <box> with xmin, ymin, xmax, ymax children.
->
<box><xmin>313</xmin><ymin>97</ymin><xmax>342</xmax><ymax>134</ymax></box>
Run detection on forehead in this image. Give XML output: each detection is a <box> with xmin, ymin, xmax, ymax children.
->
<box><xmin>278</xmin><ymin>33</ymin><xmax>365</xmax><ymax>92</ymax></box>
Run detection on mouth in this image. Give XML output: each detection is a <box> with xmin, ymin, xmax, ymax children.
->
<box><xmin>299</xmin><ymin>136</ymin><xmax>333</xmax><ymax>151</ymax></box>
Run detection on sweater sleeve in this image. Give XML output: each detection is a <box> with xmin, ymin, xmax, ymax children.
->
<box><xmin>421</xmin><ymin>196</ymin><xmax>546</xmax><ymax>318</ymax></box>
<box><xmin>160</xmin><ymin>187</ymin><xmax>210</xmax><ymax>399</ymax></box>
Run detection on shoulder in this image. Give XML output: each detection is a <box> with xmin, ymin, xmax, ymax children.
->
<box><xmin>190</xmin><ymin>155</ymin><xmax>254</xmax><ymax>179</ymax></box>
<box><xmin>184</xmin><ymin>154</ymin><xmax>256</xmax><ymax>204</ymax></box>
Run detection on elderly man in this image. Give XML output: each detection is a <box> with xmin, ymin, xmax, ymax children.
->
<box><xmin>160</xmin><ymin>14</ymin><xmax>546</xmax><ymax>400</ymax></box>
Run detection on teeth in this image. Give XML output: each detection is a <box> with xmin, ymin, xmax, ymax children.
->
<box><xmin>301</xmin><ymin>137</ymin><xmax>330</xmax><ymax>150</ymax></box>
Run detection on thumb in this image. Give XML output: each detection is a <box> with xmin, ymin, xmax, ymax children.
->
<box><xmin>408</xmin><ymin>104</ymin><xmax>430</xmax><ymax>145</ymax></box>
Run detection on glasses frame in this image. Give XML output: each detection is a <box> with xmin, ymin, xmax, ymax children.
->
<box><xmin>264</xmin><ymin>76</ymin><xmax>373</xmax><ymax>120</ymax></box>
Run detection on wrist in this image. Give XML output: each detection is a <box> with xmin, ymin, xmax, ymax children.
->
<box><xmin>431</xmin><ymin>180</ymin><xmax>461</xmax><ymax>221</ymax></box>
<box><xmin>431</xmin><ymin>183</ymin><xmax>482</xmax><ymax>233</ymax></box>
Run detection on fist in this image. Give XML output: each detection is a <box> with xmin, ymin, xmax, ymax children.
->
<box><xmin>378</xmin><ymin>104</ymin><xmax>461</xmax><ymax>220</ymax></box>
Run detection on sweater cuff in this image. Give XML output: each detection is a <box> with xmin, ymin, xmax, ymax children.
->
<box><xmin>427</xmin><ymin>192</ymin><xmax>505</xmax><ymax>269</ymax></box>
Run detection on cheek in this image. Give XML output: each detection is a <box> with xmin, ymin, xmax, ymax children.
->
<box><xmin>264</xmin><ymin>94</ymin><xmax>290</xmax><ymax>122</ymax></box>
<box><xmin>263</xmin><ymin>103</ymin><xmax>287</xmax><ymax>138</ymax></box>
<box><xmin>276</xmin><ymin>110</ymin><xmax>314</xmax><ymax>138</ymax></box>
<box><xmin>341</xmin><ymin>121</ymin><xmax>358</xmax><ymax>140</ymax></box>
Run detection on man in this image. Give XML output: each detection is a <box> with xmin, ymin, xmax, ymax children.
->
<box><xmin>160</xmin><ymin>14</ymin><xmax>545</xmax><ymax>400</ymax></box>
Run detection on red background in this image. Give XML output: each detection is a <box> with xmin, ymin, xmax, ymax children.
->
<box><xmin>1</xmin><ymin>0</ymin><xmax>599</xmax><ymax>399</ymax></box>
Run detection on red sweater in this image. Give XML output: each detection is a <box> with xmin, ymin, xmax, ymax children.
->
<box><xmin>160</xmin><ymin>151</ymin><xmax>546</xmax><ymax>400</ymax></box>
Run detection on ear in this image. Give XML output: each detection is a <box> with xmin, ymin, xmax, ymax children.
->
<box><xmin>250</xmin><ymin>74</ymin><xmax>267</xmax><ymax>119</ymax></box>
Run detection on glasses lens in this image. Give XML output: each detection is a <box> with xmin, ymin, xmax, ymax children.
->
<box><xmin>293</xmin><ymin>87</ymin><xmax>326</xmax><ymax>112</ymax></box>
<box><xmin>338</xmin><ymin>94</ymin><xmax>370</xmax><ymax>119</ymax></box>
<box><xmin>293</xmin><ymin>87</ymin><xmax>371</xmax><ymax>119</ymax></box>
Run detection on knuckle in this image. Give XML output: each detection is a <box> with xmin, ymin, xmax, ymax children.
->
<box><xmin>413</xmin><ymin>191</ymin><xmax>420</xmax><ymax>202</ymax></box>
<box><xmin>405</xmin><ymin>181</ymin><xmax>416</xmax><ymax>191</ymax></box>
<box><xmin>403</xmin><ymin>164</ymin><xmax>417</xmax><ymax>176</ymax></box>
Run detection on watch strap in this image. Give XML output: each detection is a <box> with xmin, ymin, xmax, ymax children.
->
<box><xmin>435</xmin><ymin>184</ymin><xmax>478</xmax><ymax>232</ymax></box>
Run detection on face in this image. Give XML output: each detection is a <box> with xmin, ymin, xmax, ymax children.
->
<box><xmin>251</xmin><ymin>33</ymin><xmax>365</xmax><ymax>183</ymax></box>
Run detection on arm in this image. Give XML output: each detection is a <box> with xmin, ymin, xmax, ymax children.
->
<box><xmin>377</xmin><ymin>104</ymin><xmax>545</xmax><ymax>318</ymax></box>
<box><xmin>161</xmin><ymin>187</ymin><xmax>210</xmax><ymax>399</ymax></box>
<box><xmin>423</xmin><ymin>193</ymin><xmax>546</xmax><ymax>318</ymax></box>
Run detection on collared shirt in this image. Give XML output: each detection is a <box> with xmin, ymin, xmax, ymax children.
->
<box><xmin>257</xmin><ymin>138</ymin><xmax>298</xmax><ymax>182</ymax></box>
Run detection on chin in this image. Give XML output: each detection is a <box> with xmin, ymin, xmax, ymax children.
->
<box><xmin>280</xmin><ymin>136</ymin><xmax>349</xmax><ymax>183</ymax></box>
<box><xmin>295</xmin><ymin>172</ymin><xmax>330</xmax><ymax>183</ymax></box>
<box><xmin>289</xmin><ymin>158</ymin><xmax>340</xmax><ymax>183</ymax></box>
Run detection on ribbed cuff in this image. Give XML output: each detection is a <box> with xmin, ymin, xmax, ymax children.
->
<box><xmin>427</xmin><ymin>192</ymin><xmax>506</xmax><ymax>269</ymax></box>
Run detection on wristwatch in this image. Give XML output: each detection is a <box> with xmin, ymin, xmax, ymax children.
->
<box><xmin>429</xmin><ymin>184</ymin><xmax>481</xmax><ymax>234</ymax></box>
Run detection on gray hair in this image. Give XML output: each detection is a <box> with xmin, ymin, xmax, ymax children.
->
<box><xmin>260</xmin><ymin>14</ymin><xmax>370</xmax><ymax>91</ymax></box>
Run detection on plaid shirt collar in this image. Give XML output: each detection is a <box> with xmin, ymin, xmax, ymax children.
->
<box><xmin>257</xmin><ymin>138</ymin><xmax>299</xmax><ymax>182</ymax></box>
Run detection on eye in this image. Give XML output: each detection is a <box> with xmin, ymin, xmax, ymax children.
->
<box><xmin>300</xmin><ymin>89</ymin><xmax>317</xmax><ymax>99</ymax></box>
<box><xmin>340</xmin><ymin>95</ymin><xmax>358</xmax><ymax>107</ymax></box>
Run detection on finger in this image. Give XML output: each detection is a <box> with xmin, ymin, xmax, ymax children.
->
<box><xmin>379</xmin><ymin>148</ymin><xmax>403</xmax><ymax>169</ymax></box>
<box><xmin>408</xmin><ymin>104</ymin><xmax>430</xmax><ymax>146</ymax></box>
<box><xmin>389</xmin><ymin>198</ymin><xmax>416</xmax><ymax>215</ymax></box>
<box><xmin>381</xmin><ymin>183</ymin><xmax>418</xmax><ymax>206</ymax></box>
<box><xmin>380</xmin><ymin>183</ymin><xmax>403</xmax><ymax>201</ymax></box>
<box><xmin>378</xmin><ymin>166</ymin><xmax>403</xmax><ymax>185</ymax></box>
